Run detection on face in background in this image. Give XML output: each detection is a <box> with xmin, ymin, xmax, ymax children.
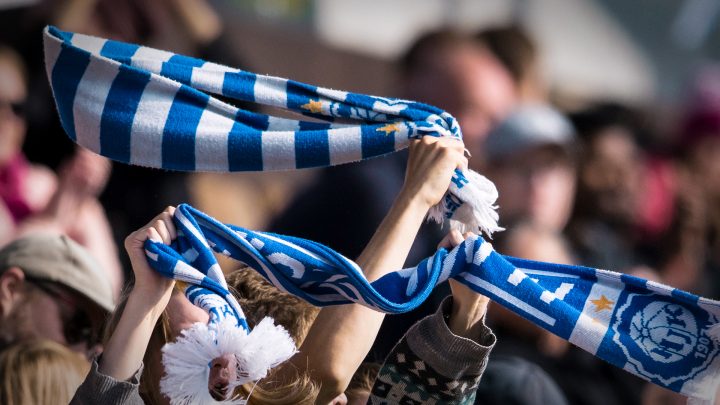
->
<box><xmin>208</xmin><ymin>353</ymin><xmax>238</xmax><ymax>401</ymax></box>
<box><xmin>404</xmin><ymin>43</ymin><xmax>517</xmax><ymax>169</ymax></box>
<box><xmin>0</xmin><ymin>51</ymin><xmax>27</xmax><ymax>166</ymax></box>
<box><xmin>0</xmin><ymin>268</ymin><xmax>105</xmax><ymax>358</ymax></box>
<box><xmin>578</xmin><ymin>126</ymin><xmax>643</xmax><ymax>225</ymax></box>
<box><xmin>489</xmin><ymin>145</ymin><xmax>576</xmax><ymax>232</ymax></box>
<box><xmin>686</xmin><ymin>134</ymin><xmax>720</xmax><ymax>202</ymax></box>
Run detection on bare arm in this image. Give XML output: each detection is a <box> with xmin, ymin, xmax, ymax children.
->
<box><xmin>439</xmin><ymin>230</ymin><xmax>490</xmax><ymax>340</ymax></box>
<box><xmin>290</xmin><ymin>137</ymin><xmax>468</xmax><ymax>402</ymax></box>
<box><xmin>98</xmin><ymin>207</ymin><xmax>177</xmax><ymax>381</ymax></box>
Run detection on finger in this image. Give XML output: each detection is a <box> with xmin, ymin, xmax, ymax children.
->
<box><xmin>408</xmin><ymin>138</ymin><xmax>422</xmax><ymax>151</ymax></box>
<box><xmin>420</xmin><ymin>135</ymin><xmax>439</xmax><ymax>146</ymax></box>
<box><xmin>436</xmin><ymin>136</ymin><xmax>465</xmax><ymax>151</ymax></box>
<box><xmin>437</xmin><ymin>234</ymin><xmax>453</xmax><ymax>249</ymax></box>
<box><xmin>160</xmin><ymin>216</ymin><xmax>177</xmax><ymax>241</ymax></box>
<box><xmin>462</xmin><ymin>232</ymin><xmax>477</xmax><ymax>240</ymax></box>
<box><xmin>438</xmin><ymin>229</ymin><xmax>464</xmax><ymax>249</ymax></box>
<box><xmin>152</xmin><ymin>219</ymin><xmax>172</xmax><ymax>245</ymax></box>
<box><xmin>448</xmin><ymin>229</ymin><xmax>465</xmax><ymax>247</ymax></box>
<box><xmin>158</xmin><ymin>212</ymin><xmax>177</xmax><ymax>241</ymax></box>
<box><xmin>146</xmin><ymin>227</ymin><xmax>163</xmax><ymax>244</ymax></box>
<box><xmin>457</xmin><ymin>155</ymin><xmax>468</xmax><ymax>173</ymax></box>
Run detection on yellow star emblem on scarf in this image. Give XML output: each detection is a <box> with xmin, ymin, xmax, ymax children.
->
<box><xmin>377</xmin><ymin>123</ymin><xmax>400</xmax><ymax>136</ymax></box>
<box><xmin>301</xmin><ymin>99</ymin><xmax>323</xmax><ymax>114</ymax></box>
<box><xmin>591</xmin><ymin>295</ymin><xmax>614</xmax><ymax>312</ymax></box>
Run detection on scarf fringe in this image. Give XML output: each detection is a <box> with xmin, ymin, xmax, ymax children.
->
<box><xmin>160</xmin><ymin>318</ymin><xmax>296</xmax><ymax>405</ymax></box>
<box><xmin>428</xmin><ymin>169</ymin><xmax>503</xmax><ymax>237</ymax></box>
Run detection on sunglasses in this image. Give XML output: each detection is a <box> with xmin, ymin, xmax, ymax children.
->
<box><xmin>0</xmin><ymin>99</ymin><xmax>25</xmax><ymax>117</ymax></box>
<box><xmin>25</xmin><ymin>277</ymin><xmax>101</xmax><ymax>348</ymax></box>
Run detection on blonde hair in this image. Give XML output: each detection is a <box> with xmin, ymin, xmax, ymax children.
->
<box><xmin>226</xmin><ymin>267</ymin><xmax>319</xmax><ymax>346</ymax></box>
<box><xmin>345</xmin><ymin>362</ymin><xmax>381</xmax><ymax>402</ymax></box>
<box><xmin>106</xmin><ymin>265</ymin><xmax>321</xmax><ymax>404</ymax></box>
<box><xmin>0</xmin><ymin>339</ymin><xmax>90</xmax><ymax>405</ymax></box>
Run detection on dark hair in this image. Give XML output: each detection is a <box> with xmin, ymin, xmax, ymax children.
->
<box><xmin>475</xmin><ymin>25</ymin><xmax>537</xmax><ymax>85</ymax></box>
<box><xmin>400</xmin><ymin>30</ymin><xmax>471</xmax><ymax>74</ymax></box>
<box><xmin>568</xmin><ymin>102</ymin><xmax>653</xmax><ymax>149</ymax></box>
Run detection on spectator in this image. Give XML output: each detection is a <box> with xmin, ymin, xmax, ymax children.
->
<box><xmin>0</xmin><ymin>339</ymin><xmax>90</xmax><ymax>405</ymax></box>
<box><xmin>0</xmin><ymin>44</ymin><xmax>123</xmax><ymax>298</ymax></box>
<box><xmin>271</xmin><ymin>30</ymin><xmax>517</xmax><ymax>362</ymax></box>
<box><xmin>567</xmin><ymin>103</ymin><xmax>661</xmax><ymax>274</ymax></box>
<box><xmin>0</xmin><ymin>234</ymin><xmax>114</xmax><ymax>358</ymax></box>
<box><xmin>483</xmin><ymin>105</ymin><xmax>577</xmax><ymax>232</ymax></box>
<box><xmin>0</xmin><ymin>44</ymin><xmax>55</xmax><ymax>238</ymax></box>
<box><xmin>403</xmin><ymin>30</ymin><xmax>518</xmax><ymax>166</ymax></box>
<box><xmin>661</xmin><ymin>70</ymin><xmax>720</xmax><ymax>297</ymax></box>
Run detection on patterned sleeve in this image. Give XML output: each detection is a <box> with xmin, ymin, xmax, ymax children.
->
<box><xmin>70</xmin><ymin>359</ymin><xmax>144</xmax><ymax>405</ymax></box>
<box><xmin>368</xmin><ymin>296</ymin><xmax>496</xmax><ymax>405</ymax></box>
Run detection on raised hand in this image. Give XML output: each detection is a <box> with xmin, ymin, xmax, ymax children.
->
<box><xmin>400</xmin><ymin>136</ymin><xmax>468</xmax><ymax>209</ymax></box>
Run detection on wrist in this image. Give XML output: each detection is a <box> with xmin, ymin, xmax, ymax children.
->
<box><xmin>396</xmin><ymin>188</ymin><xmax>434</xmax><ymax>214</ymax></box>
<box><xmin>448</xmin><ymin>297</ymin><xmax>489</xmax><ymax>339</ymax></box>
<box><xmin>127</xmin><ymin>284</ymin><xmax>173</xmax><ymax>319</ymax></box>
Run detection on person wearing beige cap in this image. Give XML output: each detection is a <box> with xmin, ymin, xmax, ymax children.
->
<box><xmin>0</xmin><ymin>233</ymin><xmax>114</xmax><ymax>359</ymax></box>
<box><xmin>482</xmin><ymin>105</ymin><xmax>577</xmax><ymax>233</ymax></box>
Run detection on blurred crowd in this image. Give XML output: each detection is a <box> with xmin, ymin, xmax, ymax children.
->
<box><xmin>1</xmin><ymin>1</ymin><xmax>720</xmax><ymax>404</ymax></box>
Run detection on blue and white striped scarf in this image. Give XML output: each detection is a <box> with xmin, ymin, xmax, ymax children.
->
<box><xmin>42</xmin><ymin>25</ymin><xmax>500</xmax><ymax>236</ymax></box>
<box><xmin>43</xmin><ymin>27</ymin><xmax>720</xmax><ymax>403</ymax></box>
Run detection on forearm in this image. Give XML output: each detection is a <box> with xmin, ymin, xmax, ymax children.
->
<box><xmin>293</xmin><ymin>191</ymin><xmax>431</xmax><ymax>401</ymax></box>
<box><xmin>448</xmin><ymin>282</ymin><xmax>490</xmax><ymax>340</ymax></box>
<box><xmin>356</xmin><ymin>189</ymin><xmax>431</xmax><ymax>280</ymax></box>
<box><xmin>98</xmin><ymin>290</ymin><xmax>169</xmax><ymax>381</ymax></box>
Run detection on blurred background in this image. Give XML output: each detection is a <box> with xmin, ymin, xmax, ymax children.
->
<box><xmin>2</xmin><ymin>0</ymin><xmax>720</xmax><ymax>403</ymax></box>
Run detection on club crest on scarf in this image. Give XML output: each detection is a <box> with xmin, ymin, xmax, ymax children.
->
<box><xmin>613</xmin><ymin>293</ymin><xmax>720</xmax><ymax>388</ymax></box>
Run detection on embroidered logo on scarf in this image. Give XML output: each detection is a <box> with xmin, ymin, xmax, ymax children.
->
<box><xmin>614</xmin><ymin>294</ymin><xmax>720</xmax><ymax>387</ymax></box>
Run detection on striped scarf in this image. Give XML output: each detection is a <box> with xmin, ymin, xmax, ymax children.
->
<box><xmin>151</xmin><ymin>204</ymin><xmax>720</xmax><ymax>403</ymax></box>
<box><xmin>43</xmin><ymin>26</ymin><xmax>720</xmax><ymax>403</ymax></box>
<box><xmin>42</xmin><ymin>25</ymin><xmax>500</xmax><ymax>236</ymax></box>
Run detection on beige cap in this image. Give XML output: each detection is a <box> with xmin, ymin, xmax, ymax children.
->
<box><xmin>0</xmin><ymin>234</ymin><xmax>115</xmax><ymax>312</ymax></box>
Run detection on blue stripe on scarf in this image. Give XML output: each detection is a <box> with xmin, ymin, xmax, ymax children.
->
<box><xmin>51</xmin><ymin>40</ymin><xmax>88</xmax><ymax>142</ymax></box>
<box><xmin>100</xmin><ymin>65</ymin><xmax>150</xmax><ymax>161</ymax></box>
<box><xmin>162</xmin><ymin>85</ymin><xmax>207</xmax><ymax>170</ymax></box>
<box><xmin>228</xmin><ymin>122</ymin><xmax>263</xmax><ymax>171</ymax></box>
<box><xmin>99</xmin><ymin>40</ymin><xmax>139</xmax><ymax>65</ymax></box>
<box><xmin>160</xmin><ymin>54</ymin><xmax>205</xmax><ymax>86</ymax></box>
<box><xmin>222</xmin><ymin>71</ymin><xmax>257</xmax><ymax>102</ymax></box>
<box><xmin>361</xmin><ymin>124</ymin><xmax>395</xmax><ymax>158</ymax></box>
<box><xmin>295</xmin><ymin>127</ymin><xmax>330</xmax><ymax>168</ymax></box>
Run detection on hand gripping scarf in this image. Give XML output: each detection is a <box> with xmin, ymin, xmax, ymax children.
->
<box><xmin>43</xmin><ymin>27</ymin><xmax>720</xmax><ymax>404</ymax></box>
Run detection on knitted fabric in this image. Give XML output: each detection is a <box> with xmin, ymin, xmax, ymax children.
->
<box><xmin>42</xmin><ymin>25</ymin><xmax>501</xmax><ymax>236</ymax></box>
<box><xmin>144</xmin><ymin>204</ymin><xmax>720</xmax><ymax>403</ymax></box>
